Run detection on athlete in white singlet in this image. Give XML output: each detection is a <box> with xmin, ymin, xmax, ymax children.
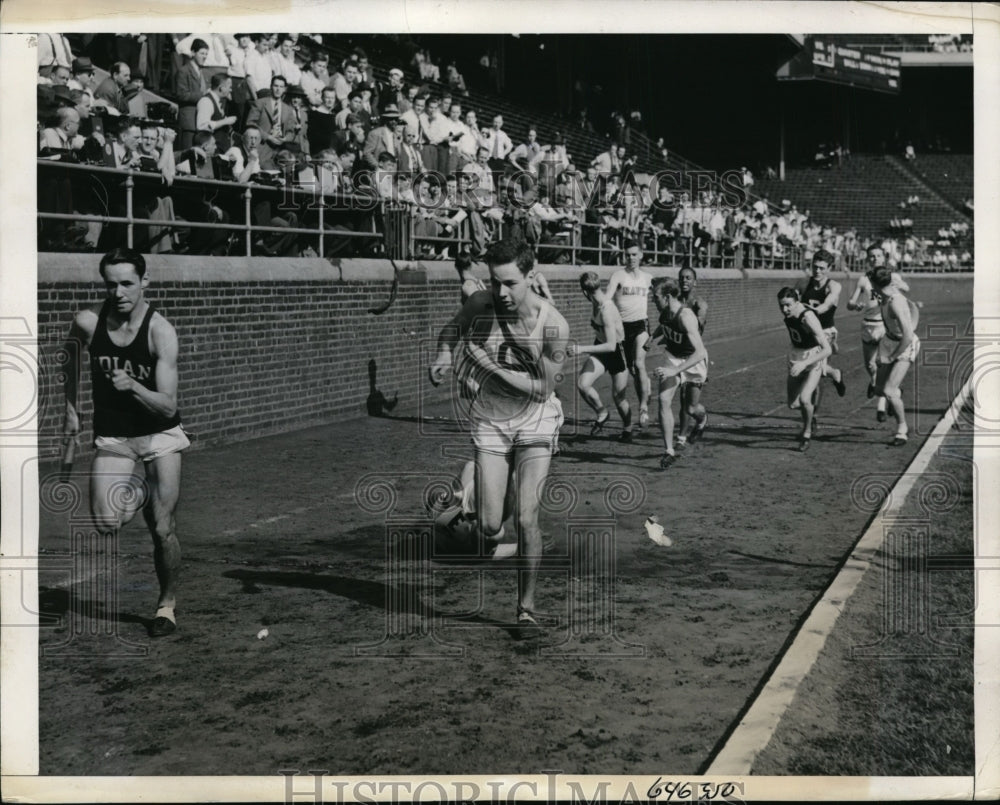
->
<box><xmin>429</xmin><ymin>238</ymin><xmax>569</xmax><ymax>635</ymax></box>
<box><xmin>846</xmin><ymin>244</ymin><xmax>910</xmax><ymax>422</ymax></box>
<box><xmin>606</xmin><ymin>241</ymin><xmax>653</xmax><ymax>440</ymax></box>
<box><xmin>870</xmin><ymin>266</ymin><xmax>920</xmax><ymax>446</ymax></box>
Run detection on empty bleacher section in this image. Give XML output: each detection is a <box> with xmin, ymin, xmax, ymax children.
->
<box><xmin>753</xmin><ymin>154</ymin><xmax>967</xmax><ymax>240</ymax></box>
<box><xmin>895</xmin><ymin>152</ymin><xmax>974</xmax><ymax>212</ymax></box>
<box><xmin>36</xmin><ymin>33</ymin><xmax>972</xmax><ymax>271</ymax></box>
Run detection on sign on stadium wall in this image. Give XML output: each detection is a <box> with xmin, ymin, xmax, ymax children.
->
<box><xmin>777</xmin><ymin>35</ymin><xmax>902</xmax><ymax>94</ymax></box>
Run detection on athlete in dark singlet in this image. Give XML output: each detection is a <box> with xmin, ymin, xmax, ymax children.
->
<box><xmin>778</xmin><ymin>286</ymin><xmax>832</xmax><ymax>451</ymax></box>
<box><xmin>567</xmin><ymin>271</ymin><xmax>632</xmax><ymax>439</ymax></box>
<box><xmin>651</xmin><ymin>278</ymin><xmax>708</xmax><ymax>469</ymax></box>
<box><xmin>676</xmin><ymin>265</ymin><xmax>709</xmax><ymax>447</ymax></box>
<box><xmin>429</xmin><ymin>238</ymin><xmax>569</xmax><ymax>636</ymax></box>
<box><xmin>797</xmin><ymin>250</ymin><xmax>846</xmax><ymax>400</ymax></box>
<box><xmin>63</xmin><ymin>248</ymin><xmax>188</xmax><ymax>638</ymax></box>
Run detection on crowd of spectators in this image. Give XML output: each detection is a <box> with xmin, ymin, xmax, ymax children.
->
<box><xmin>36</xmin><ymin>32</ymin><xmax>973</xmax><ymax>271</ymax></box>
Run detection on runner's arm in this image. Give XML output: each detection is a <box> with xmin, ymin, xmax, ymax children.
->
<box><xmin>63</xmin><ymin>309</ymin><xmax>98</xmax><ymax>437</ymax></box>
<box><xmin>112</xmin><ymin>316</ymin><xmax>179</xmax><ymax>419</ymax></box>
<box><xmin>802</xmin><ymin>311</ymin><xmax>832</xmax><ymax>366</ymax></box>
<box><xmin>429</xmin><ymin>291</ymin><xmax>488</xmax><ymax>384</ymax></box>
<box><xmin>846</xmin><ymin>276</ymin><xmax>868</xmax><ymax>310</ymax></box>
<box><xmin>886</xmin><ymin>295</ymin><xmax>915</xmax><ymax>361</ymax></box>
<box><xmin>809</xmin><ymin>279</ymin><xmax>842</xmax><ymax>314</ymax></box>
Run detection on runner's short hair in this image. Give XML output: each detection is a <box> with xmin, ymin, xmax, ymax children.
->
<box><xmin>870</xmin><ymin>267</ymin><xmax>894</xmax><ymax>289</ymax></box>
<box><xmin>777</xmin><ymin>286</ymin><xmax>800</xmax><ymax>302</ymax></box>
<box><xmin>100</xmin><ymin>247</ymin><xmax>146</xmax><ymax>279</ymax></box>
<box><xmin>653</xmin><ymin>277</ymin><xmax>680</xmax><ymax>300</ymax></box>
<box><xmin>579</xmin><ymin>271</ymin><xmax>601</xmax><ymax>294</ymax></box>
<box><xmin>485</xmin><ymin>237</ymin><xmax>534</xmax><ymax>275</ymax></box>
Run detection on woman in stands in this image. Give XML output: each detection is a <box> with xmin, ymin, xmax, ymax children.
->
<box><xmin>567</xmin><ymin>271</ymin><xmax>632</xmax><ymax>440</ymax></box>
<box><xmin>778</xmin><ymin>287</ymin><xmax>832</xmax><ymax>452</ymax></box>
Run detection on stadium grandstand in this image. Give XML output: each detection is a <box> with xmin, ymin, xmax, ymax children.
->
<box><xmin>37</xmin><ymin>32</ymin><xmax>973</xmax><ymax>272</ymax></box>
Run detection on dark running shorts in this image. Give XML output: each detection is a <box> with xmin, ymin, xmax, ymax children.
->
<box><xmin>623</xmin><ymin>319</ymin><xmax>648</xmax><ymax>372</ymax></box>
<box><xmin>595</xmin><ymin>342</ymin><xmax>628</xmax><ymax>375</ymax></box>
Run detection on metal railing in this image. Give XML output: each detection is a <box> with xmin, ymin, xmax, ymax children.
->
<box><xmin>37</xmin><ymin>160</ymin><xmax>973</xmax><ymax>272</ymax></box>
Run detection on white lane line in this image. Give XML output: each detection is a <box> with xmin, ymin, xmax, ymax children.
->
<box><xmin>706</xmin><ymin>373</ymin><xmax>974</xmax><ymax>775</ymax></box>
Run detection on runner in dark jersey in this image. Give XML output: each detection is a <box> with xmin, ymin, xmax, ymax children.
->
<box><xmin>566</xmin><ymin>271</ymin><xmax>632</xmax><ymax>439</ymax></box>
<box><xmin>676</xmin><ymin>265</ymin><xmax>709</xmax><ymax>447</ymax></box>
<box><xmin>63</xmin><ymin>248</ymin><xmax>188</xmax><ymax>638</ymax></box>
<box><xmin>778</xmin><ymin>286</ymin><xmax>832</xmax><ymax>451</ymax></box>
<box><xmin>797</xmin><ymin>250</ymin><xmax>846</xmax><ymax>398</ymax></box>
<box><xmin>650</xmin><ymin>278</ymin><xmax>708</xmax><ymax>469</ymax></box>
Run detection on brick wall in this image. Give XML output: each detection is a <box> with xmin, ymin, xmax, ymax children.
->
<box><xmin>37</xmin><ymin>254</ymin><xmax>972</xmax><ymax>461</ymax></box>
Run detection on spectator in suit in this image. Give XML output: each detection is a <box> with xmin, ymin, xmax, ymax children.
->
<box><xmin>363</xmin><ymin>104</ymin><xmax>402</xmax><ymax>171</ymax></box>
<box><xmin>380</xmin><ymin>68</ymin><xmax>408</xmax><ymax>115</ymax></box>
<box><xmin>226</xmin><ymin>34</ymin><xmax>254</xmax><ymax>120</ymax></box>
<box><xmin>397</xmin><ymin>124</ymin><xmax>425</xmax><ymax>175</ymax></box>
<box><xmin>176</xmin><ymin>40</ymin><xmax>210</xmax><ymax>148</ymax></box>
<box><xmin>176</xmin><ymin>34</ymin><xmax>234</xmax><ymax>85</ymax></box>
<box><xmin>246</xmin><ymin>75</ymin><xmax>298</xmax><ymax>169</ymax></box>
<box><xmin>195</xmin><ymin>73</ymin><xmax>238</xmax><ymax>153</ymax></box>
<box><xmin>93</xmin><ymin>61</ymin><xmax>131</xmax><ymax>116</ymax></box>
<box><xmin>286</xmin><ymin>84</ymin><xmax>311</xmax><ymax>158</ymax></box>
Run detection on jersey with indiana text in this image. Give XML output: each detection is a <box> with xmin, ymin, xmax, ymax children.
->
<box><xmin>89</xmin><ymin>301</ymin><xmax>181</xmax><ymax>437</ymax></box>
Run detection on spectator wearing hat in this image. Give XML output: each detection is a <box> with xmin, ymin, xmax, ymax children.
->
<box><xmin>93</xmin><ymin>61</ymin><xmax>132</xmax><ymax>117</ymax></box>
<box><xmin>269</xmin><ymin>34</ymin><xmax>303</xmax><ymax>88</ymax></box>
<box><xmin>363</xmin><ymin>103</ymin><xmax>402</xmax><ymax>171</ymax></box>
<box><xmin>247</xmin><ymin>75</ymin><xmax>299</xmax><ymax>167</ymax></box>
<box><xmin>176</xmin><ymin>40</ymin><xmax>211</xmax><ymax>149</ymax></box>
<box><xmin>379</xmin><ymin>67</ymin><xmax>408</xmax><ymax>116</ymax></box>
<box><xmin>68</xmin><ymin>57</ymin><xmax>103</xmax><ymax>110</ymax></box>
<box><xmin>196</xmin><ymin>73</ymin><xmax>238</xmax><ymax>153</ymax></box>
<box><xmin>244</xmin><ymin>35</ymin><xmax>274</xmax><ymax>100</ymax></box>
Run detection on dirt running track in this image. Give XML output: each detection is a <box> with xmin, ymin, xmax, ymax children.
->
<box><xmin>36</xmin><ymin>301</ymin><xmax>973</xmax><ymax>776</ymax></box>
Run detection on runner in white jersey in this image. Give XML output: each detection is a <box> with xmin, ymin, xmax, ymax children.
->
<box><xmin>429</xmin><ymin>237</ymin><xmax>569</xmax><ymax>636</ymax></box>
<box><xmin>606</xmin><ymin>241</ymin><xmax>652</xmax><ymax>441</ymax></box>
<box><xmin>870</xmin><ymin>266</ymin><xmax>920</xmax><ymax>446</ymax></box>
<box><xmin>846</xmin><ymin>244</ymin><xmax>910</xmax><ymax>422</ymax></box>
